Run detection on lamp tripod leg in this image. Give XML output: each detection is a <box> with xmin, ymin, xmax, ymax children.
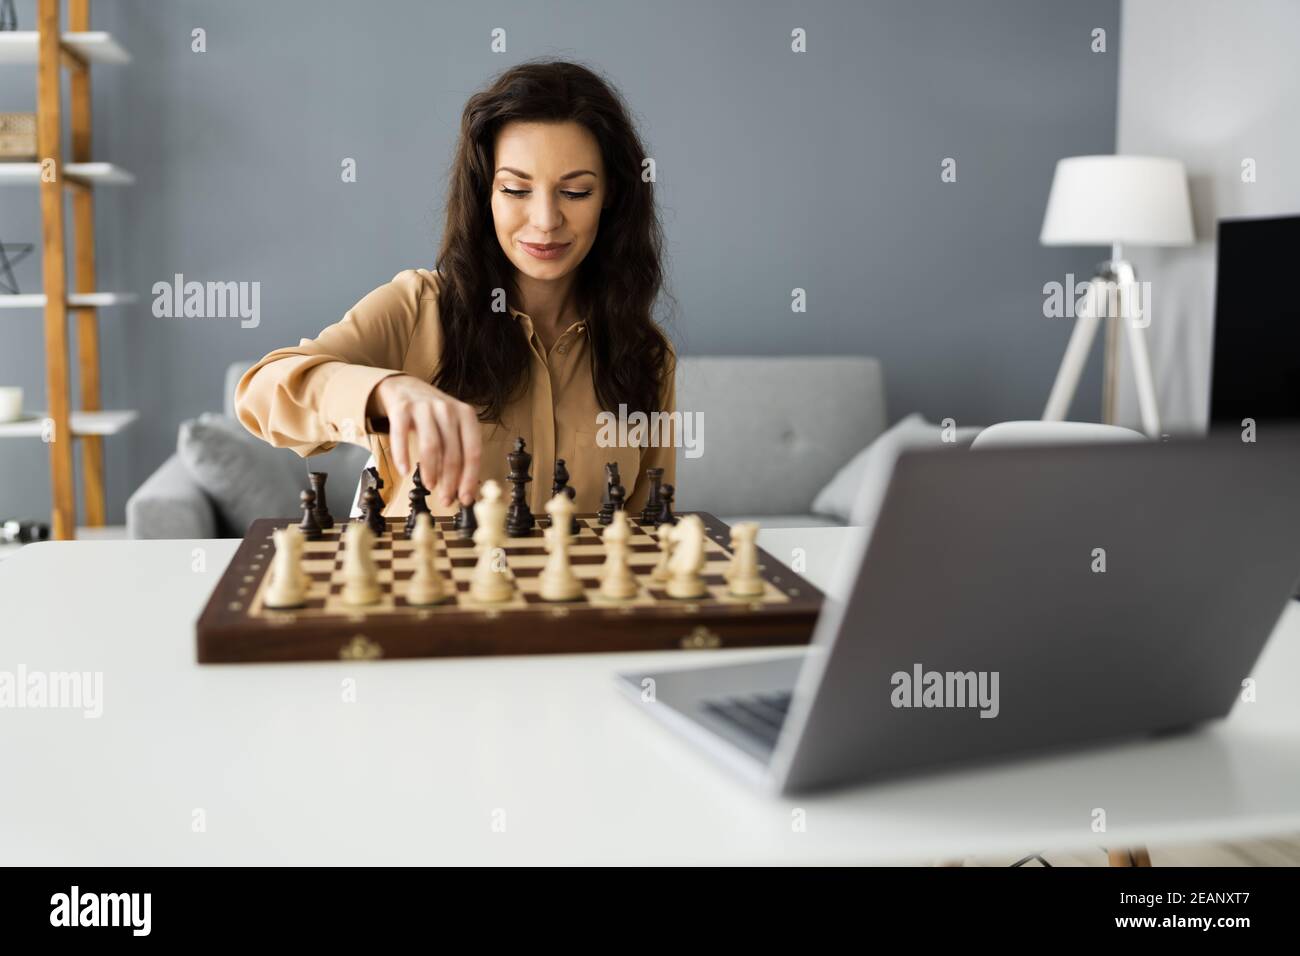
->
<box><xmin>1124</xmin><ymin>318</ymin><xmax>1162</xmax><ymax>438</ymax></box>
<box><xmin>1043</xmin><ymin>309</ymin><xmax>1102</xmax><ymax>422</ymax></box>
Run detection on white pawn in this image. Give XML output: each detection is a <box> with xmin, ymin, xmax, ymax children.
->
<box><xmin>264</xmin><ymin>525</ymin><xmax>309</xmax><ymax>608</ymax></box>
<box><xmin>470</xmin><ymin>480</ymin><xmax>514</xmax><ymax>603</ymax></box>
<box><xmin>341</xmin><ymin>521</ymin><xmax>381</xmax><ymax>606</ymax></box>
<box><xmin>406</xmin><ymin>513</ymin><xmax>451</xmax><ymax>605</ymax></box>
<box><xmin>649</xmin><ymin>522</ymin><xmax>673</xmax><ymax>583</ymax></box>
<box><xmin>726</xmin><ymin>521</ymin><xmax>765</xmax><ymax>597</ymax></box>
<box><xmin>599</xmin><ymin>510</ymin><xmax>638</xmax><ymax>600</ymax></box>
<box><xmin>667</xmin><ymin>514</ymin><xmax>707</xmax><ymax>599</ymax></box>
<box><xmin>540</xmin><ymin>492</ymin><xmax>582</xmax><ymax>601</ymax></box>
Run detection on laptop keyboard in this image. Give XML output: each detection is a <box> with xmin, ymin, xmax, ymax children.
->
<box><xmin>701</xmin><ymin>691</ymin><xmax>793</xmax><ymax>751</ymax></box>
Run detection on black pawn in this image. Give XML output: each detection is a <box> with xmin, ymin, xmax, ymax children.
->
<box><xmin>563</xmin><ymin>485</ymin><xmax>580</xmax><ymax>535</ymax></box>
<box><xmin>505</xmin><ymin>436</ymin><xmax>535</xmax><ymax>537</ymax></box>
<box><xmin>598</xmin><ymin>462</ymin><xmax>621</xmax><ymax>526</ymax></box>
<box><xmin>405</xmin><ymin>466</ymin><xmax>432</xmax><ymax>538</ymax></box>
<box><xmin>361</xmin><ymin>486</ymin><xmax>386</xmax><ymax>537</ymax></box>
<box><xmin>457</xmin><ymin>500</ymin><xmax>478</xmax><ymax>540</ymax></box>
<box><xmin>640</xmin><ymin>468</ymin><xmax>664</xmax><ymax>525</ymax></box>
<box><xmin>609</xmin><ymin>483</ymin><xmax>626</xmax><ymax>516</ymax></box>
<box><xmin>656</xmin><ymin>483</ymin><xmax>677</xmax><ymax>526</ymax></box>
<box><xmin>309</xmin><ymin>471</ymin><xmax>334</xmax><ymax>529</ymax></box>
<box><xmin>298</xmin><ymin>489</ymin><xmax>322</xmax><ymax>540</ymax></box>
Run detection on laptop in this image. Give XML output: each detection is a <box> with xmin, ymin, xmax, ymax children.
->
<box><xmin>617</xmin><ymin>432</ymin><xmax>1300</xmax><ymax>794</ymax></box>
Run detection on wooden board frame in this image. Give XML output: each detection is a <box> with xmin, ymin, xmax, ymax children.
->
<box><xmin>196</xmin><ymin>513</ymin><xmax>823</xmax><ymax>663</ymax></box>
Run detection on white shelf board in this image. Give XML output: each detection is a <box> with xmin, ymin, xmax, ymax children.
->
<box><xmin>0</xmin><ymin>31</ymin><xmax>131</xmax><ymax>65</ymax></box>
<box><xmin>0</xmin><ymin>409</ymin><xmax>138</xmax><ymax>438</ymax></box>
<box><xmin>0</xmin><ymin>292</ymin><xmax>138</xmax><ymax>309</ymax></box>
<box><xmin>0</xmin><ymin>162</ymin><xmax>135</xmax><ymax>186</ymax></box>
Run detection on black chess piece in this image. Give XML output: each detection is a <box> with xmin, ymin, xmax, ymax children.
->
<box><xmin>505</xmin><ymin>437</ymin><xmax>535</xmax><ymax>536</ymax></box>
<box><xmin>656</xmin><ymin>483</ymin><xmax>677</xmax><ymax>526</ymax></box>
<box><xmin>598</xmin><ymin>462</ymin><xmax>621</xmax><ymax>525</ymax></box>
<box><xmin>458</xmin><ymin>500</ymin><xmax>478</xmax><ymax>540</ymax></box>
<box><xmin>405</xmin><ymin>466</ymin><xmax>432</xmax><ymax>538</ymax></box>
<box><xmin>363</xmin><ymin>465</ymin><xmax>385</xmax><ymax>509</ymax></box>
<box><xmin>308</xmin><ymin>471</ymin><xmax>333</xmax><ymax>529</ymax></box>
<box><xmin>298</xmin><ymin>489</ymin><xmax>322</xmax><ymax>540</ymax></box>
<box><xmin>549</xmin><ymin>458</ymin><xmax>574</xmax><ymax>528</ymax></box>
<box><xmin>361</xmin><ymin>486</ymin><xmax>386</xmax><ymax>537</ymax></box>
<box><xmin>609</xmin><ymin>483</ymin><xmax>626</xmax><ymax>516</ymax></box>
<box><xmin>563</xmin><ymin>485</ymin><xmax>580</xmax><ymax>535</ymax></box>
<box><xmin>640</xmin><ymin>467</ymin><xmax>664</xmax><ymax>525</ymax></box>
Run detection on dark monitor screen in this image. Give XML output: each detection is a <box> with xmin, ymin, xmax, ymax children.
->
<box><xmin>1210</xmin><ymin>215</ymin><xmax>1300</xmax><ymax>425</ymax></box>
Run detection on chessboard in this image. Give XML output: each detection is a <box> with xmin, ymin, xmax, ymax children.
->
<box><xmin>196</xmin><ymin>513</ymin><xmax>824</xmax><ymax>663</ymax></box>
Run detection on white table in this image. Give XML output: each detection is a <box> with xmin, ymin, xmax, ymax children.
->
<box><xmin>2</xmin><ymin>527</ymin><xmax>1299</xmax><ymax>865</ymax></box>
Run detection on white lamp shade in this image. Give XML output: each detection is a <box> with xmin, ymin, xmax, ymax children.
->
<box><xmin>1040</xmin><ymin>155</ymin><xmax>1194</xmax><ymax>247</ymax></box>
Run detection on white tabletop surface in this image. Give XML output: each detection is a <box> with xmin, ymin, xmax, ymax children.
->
<box><xmin>2</xmin><ymin>526</ymin><xmax>1299</xmax><ymax>865</ymax></box>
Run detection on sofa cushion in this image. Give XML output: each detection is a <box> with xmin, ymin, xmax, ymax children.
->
<box><xmin>812</xmin><ymin>413</ymin><xmax>982</xmax><ymax>526</ymax></box>
<box><xmin>674</xmin><ymin>356</ymin><xmax>886</xmax><ymax>516</ymax></box>
<box><xmin>177</xmin><ymin>414</ymin><xmax>309</xmax><ymax>535</ymax></box>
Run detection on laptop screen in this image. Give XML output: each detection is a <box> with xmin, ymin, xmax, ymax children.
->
<box><xmin>1210</xmin><ymin>215</ymin><xmax>1300</xmax><ymax>425</ymax></box>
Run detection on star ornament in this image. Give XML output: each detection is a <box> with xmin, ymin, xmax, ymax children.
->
<box><xmin>0</xmin><ymin>241</ymin><xmax>35</xmax><ymax>295</ymax></box>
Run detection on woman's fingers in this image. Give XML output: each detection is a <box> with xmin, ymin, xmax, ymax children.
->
<box><xmin>412</xmin><ymin>403</ymin><xmax>443</xmax><ymax>490</ymax></box>
<box><xmin>432</xmin><ymin>401</ymin><xmax>462</xmax><ymax>508</ymax></box>
<box><xmin>388</xmin><ymin>404</ymin><xmax>412</xmax><ymax>477</ymax></box>
<box><xmin>456</xmin><ymin>403</ymin><xmax>482</xmax><ymax>505</ymax></box>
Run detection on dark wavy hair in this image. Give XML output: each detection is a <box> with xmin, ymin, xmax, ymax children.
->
<box><xmin>433</xmin><ymin>59</ymin><xmax>672</xmax><ymax>423</ymax></box>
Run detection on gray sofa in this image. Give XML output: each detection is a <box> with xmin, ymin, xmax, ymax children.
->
<box><xmin>126</xmin><ymin>356</ymin><xmax>887</xmax><ymax>538</ymax></box>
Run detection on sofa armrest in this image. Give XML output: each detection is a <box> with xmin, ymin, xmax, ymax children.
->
<box><xmin>126</xmin><ymin>454</ymin><xmax>219</xmax><ymax>539</ymax></box>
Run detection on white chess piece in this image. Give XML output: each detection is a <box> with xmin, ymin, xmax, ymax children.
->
<box><xmin>667</xmin><ymin>514</ymin><xmax>707</xmax><ymax>599</ymax></box>
<box><xmin>406</xmin><ymin>513</ymin><xmax>451</xmax><ymax>605</ymax></box>
<box><xmin>470</xmin><ymin>479</ymin><xmax>515</xmax><ymax>603</ymax></box>
<box><xmin>264</xmin><ymin>525</ymin><xmax>309</xmax><ymax>608</ymax></box>
<box><xmin>726</xmin><ymin>521</ymin><xmax>765</xmax><ymax>597</ymax></box>
<box><xmin>649</xmin><ymin>522</ymin><xmax>673</xmax><ymax>583</ymax></box>
<box><xmin>341</xmin><ymin>521</ymin><xmax>381</xmax><ymax>606</ymax></box>
<box><xmin>540</xmin><ymin>492</ymin><xmax>582</xmax><ymax>601</ymax></box>
<box><xmin>599</xmin><ymin>510</ymin><xmax>638</xmax><ymax>600</ymax></box>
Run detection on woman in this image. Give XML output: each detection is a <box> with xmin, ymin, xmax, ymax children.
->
<box><xmin>236</xmin><ymin>59</ymin><xmax>676</xmax><ymax>519</ymax></box>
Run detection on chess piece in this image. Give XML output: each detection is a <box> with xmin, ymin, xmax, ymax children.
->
<box><xmin>470</xmin><ymin>480</ymin><xmax>514</xmax><ymax>602</ymax></box>
<box><xmin>599</xmin><ymin>510</ymin><xmax>638</xmax><ymax>600</ymax></box>
<box><xmin>505</xmin><ymin>437</ymin><xmax>535</xmax><ymax>536</ymax></box>
<box><xmin>667</xmin><ymin>514</ymin><xmax>707</xmax><ymax>599</ymax></box>
<box><xmin>264</xmin><ymin>525</ymin><xmax>310</xmax><ymax>608</ymax></box>
<box><xmin>726</xmin><ymin>521</ymin><xmax>765</xmax><ymax>597</ymax></box>
<box><xmin>598</xmin><ymin>462</ymin><xmax>621</xmax><ymax>525</ymax></box>
<box><xmin>649</xmin><ymin>522</ymin><xmax>673</xmax><ymax>583</ymax></box>
<box><xmin>309</xmin><ymin>471</ymin><xmax>334</xmax><ymax>528</ymax></box>
<box><xmin>563</xmin><ymin>485</ymin><xmax>580</xmax><ymax>535</ymax></box>
<box><xmin>298</xmin><ymin>489</ymin><xmax>322</xmax><ymax>541</ymax></box>
<box><xmin>539</xmin><ymin>493</ymin><xmax>583</xmax><ymax>601</ymax></box>
<box><xmin>406</xmin><ymin>513</ymin><xmax>452</xmax><ymax>605</ymax></box>
<box><xmin>656</xmin><ymin>483</ymin><xmax>677</xmax><ymax>526</ymax></box>
<box><xmin>549</xmin><ymin>459</ymin><xmax>571</xmax><ymax>526</ymax></box>
<box><xmin>363</xmin><ymin>465</ymin><xmax>385</xmax><ymax>509</ymax></box>
<box><xmin>405</xmin><ymin>465</ymin><xmax>432</xmax><ymax>538</ymax></box>
<box><xmin>457</xmin><ymin>499</ymin><xmax>478</xmax><ymax>541</ymax></box>
<box><xmin>640</xmin><ymin>467</ymin><xmax>664</xmax><ymax>525</ymax></box>
<box><xmin>362</xmin><ymin>486</ymin><xmax>386</xmax><ymax>537</ymax></box>
<box><xmin>340</xmin><ymin>522</ymin><xmax>381</xmax><ymax>606</ymax></box>
<box><xmin>609</xmin><ymin>483</ymin><xmax>626</xmax><ymax>516</ymax></box>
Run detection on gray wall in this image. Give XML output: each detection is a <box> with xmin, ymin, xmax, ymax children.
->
<box><xmin>1114</xmin><ymin>0</ymin><xmax>1300</xmax><ymax>432</ymax></box>
<box><xmin>0</xmin><ymin>0</ymin><xmax>1118</xmax><ymax>525</ymax></box>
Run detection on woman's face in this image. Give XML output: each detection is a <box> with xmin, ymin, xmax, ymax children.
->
<box><xmin>491</xmin><ymin>120</ymin><xmax>607</xmax><ymax>284</ymax></box>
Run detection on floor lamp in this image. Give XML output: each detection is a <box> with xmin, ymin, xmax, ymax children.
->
<box><xmin>1039</xmin><ymin>156</ymin><xmax>1194</xmax><ymax>436</ymax></box>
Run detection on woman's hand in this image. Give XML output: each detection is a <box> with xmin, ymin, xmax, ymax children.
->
<box><xmin>370</xmin><ymin>376</ymin><xmax>481</xmax><ymax>508</ymax></box>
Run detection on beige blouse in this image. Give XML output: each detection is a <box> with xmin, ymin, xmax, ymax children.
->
<box><xmin>234</xmin><ymin>268</ymin><xmax>676</xmax><ymax>519</ymax></box>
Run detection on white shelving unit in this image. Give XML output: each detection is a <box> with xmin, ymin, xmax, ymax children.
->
<box><xmin>0</xmin><ymin>31</ymin><xmax>131</xmax><ymax>65</ymax></box>
<box><xmin>0</xmin><ymin>409</ymin><xmax>137</xmax><ymax>439</ymax></box>
<box><xmin>0</xmin><ymin>292</ymin><xmax>138</xmax><ymax>309</ymax></box>
<box><xmin>0</xmin><ymin>161</ymin><xmax>135</xmax><ymax>185</ymax></box>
